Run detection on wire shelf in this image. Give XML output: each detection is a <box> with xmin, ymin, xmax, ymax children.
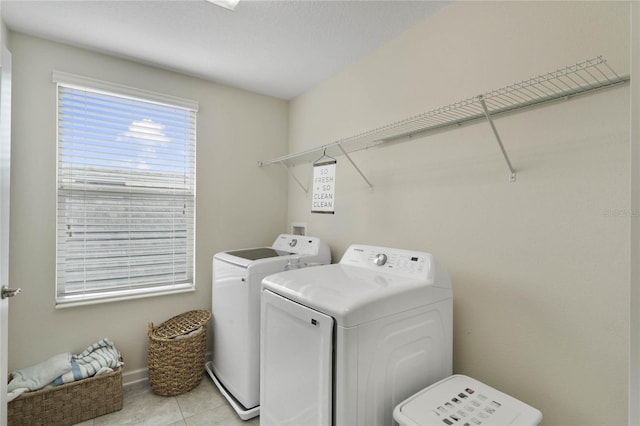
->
<box><xmin>259</xmin><ymin>56</ymin><xmax>629</xmax><ymax>184</ymax></box>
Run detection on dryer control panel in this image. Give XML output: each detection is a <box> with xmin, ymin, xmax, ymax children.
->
<box><xmin>272</xmin><ymin>234</ymin><xmax>324</xmax><ymax>256</ymax></box>
<box><xmin>340</xmin><ymin>244</ymin><xmax>435</xmax><ymax>281</ymax></box>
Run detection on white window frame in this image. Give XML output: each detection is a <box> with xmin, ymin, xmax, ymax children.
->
<box><xmin>53</xmin><ymin>71</ymin><xmax>198</xmax><ymax>308</ymax></box>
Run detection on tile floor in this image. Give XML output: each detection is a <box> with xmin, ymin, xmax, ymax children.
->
<box><xmin>78</xmin><ymin>375</ymin><xmax>259</xmax><ymax>426</ymax></box>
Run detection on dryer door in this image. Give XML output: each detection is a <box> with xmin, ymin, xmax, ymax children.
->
<box><xmin>261</xmin><ymin>290</ymin><xmax>334</xmax><ymax>426</ymax></box>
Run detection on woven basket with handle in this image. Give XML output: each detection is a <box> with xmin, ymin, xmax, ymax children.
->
<box><xmin>147</xmin><ymin>309</ymin><xmax>212</xmax><ymax>396</ymax></box>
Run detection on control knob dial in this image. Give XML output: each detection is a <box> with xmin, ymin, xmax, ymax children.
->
<box><xmin>373</xmin><ymin>253</ymin><xmax>388</xmax><ymax>266</ymax></box>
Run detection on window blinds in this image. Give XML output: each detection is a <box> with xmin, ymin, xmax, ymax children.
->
<box><xmin>55</xmin><ymin>79</ymin><xmax>197</xmax><ymax>306</ymax></box>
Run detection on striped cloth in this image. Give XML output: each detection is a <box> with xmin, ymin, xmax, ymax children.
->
<box><xmin>54</xmin><ymin>338</ymin><xmax>122</xmax><ymax>385</ymax></box>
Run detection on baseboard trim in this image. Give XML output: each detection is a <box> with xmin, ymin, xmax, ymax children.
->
<box><xmin>122</xmin><ymin>352</ymin><xmax>212</xmax><ymax>387</ymax></box>
<box><xmin>122</xmin><ymin>367</ymin><xmax>148</xmax><ymax>386</ymax></box>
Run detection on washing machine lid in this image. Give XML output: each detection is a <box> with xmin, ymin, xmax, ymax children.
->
<box><xmin>215</xmin><ymin>247</ymin><xmax>293</xmax><ymax>268</ymax></box>
<box><xmin>226</xmin><ymin>247</ymin><xmax>292</xmax><ymax>261</ymax></box>
<box><xmin>214</xmin><ymin>234</ymin><xmax>331</xmax><ymax>269</ymax></box>
<box><xmin>261</xmin><ymin>263</ymin><xmax>451</xmax><ymax>327</ymax></box>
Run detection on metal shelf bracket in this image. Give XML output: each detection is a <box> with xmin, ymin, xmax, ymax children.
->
<box><xmin>336</xmin><ymin>143</ymin><xmax>374</xmax><ymax>189</ymax></box>
<box><xmin>477</xmin><ymin>95</ymin><xmax>517</xmax><ymax>182</ymax></box>
<box><xmin>279</xmin><ymin>160</ymin><xmax>308</xmax><ymax>194</ymax></box>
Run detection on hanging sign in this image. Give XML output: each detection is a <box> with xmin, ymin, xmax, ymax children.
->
<box><xmin>311</xmin><ymin>158</ymin><xmax>336</xmax><ymax>214</ymax></box>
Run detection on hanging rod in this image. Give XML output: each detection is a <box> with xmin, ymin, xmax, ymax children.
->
<box><xmin>258</xmin><ymin>56</ymin><xmax>629</xmax><ymax>182</ymax></box>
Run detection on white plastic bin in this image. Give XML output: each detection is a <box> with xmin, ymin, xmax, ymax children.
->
<box><xmin>394</xmin><ymin>375</ymin><xmax>542</xmax><ymax>426</ymax></box>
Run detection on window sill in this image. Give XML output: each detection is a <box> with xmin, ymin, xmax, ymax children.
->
<box><xmin>55</xmin><ymin>283</ymin><xmax>195</xmax><ymax>309</ymax></box>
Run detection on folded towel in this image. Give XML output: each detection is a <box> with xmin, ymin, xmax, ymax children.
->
<box><xmin>53</xmin><ymin>338</ymin><xmax>122</xmax><ymax>386</ymax></box>
<box><xmin>95</xmin><ymin>366</ymin><xmax>114</xmax><ymax>376</ymax></box>
<box><xmin>7</xmin><ymin>387</ymin><xmax>28</xmax><ymax>402</ymax></box>
<box><xmin>7</xmin><ymin>352</ymin><xmax>72</xmax><ymax>395</ymax></box>
<box><xmin>174</xmin><ymin>326</ymin><xmax>203</xmax><ymax>339</ymax></box>
<box><xmin>6</xmin><ymin>338</ymin><xmax>122</xmax><ymax>402</ymax></box>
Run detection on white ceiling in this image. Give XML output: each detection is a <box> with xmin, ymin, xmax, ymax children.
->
<box><xmin>1</xmin><ymin>0</ymin><xmax>446</xmax><ymax>100</ymax></box>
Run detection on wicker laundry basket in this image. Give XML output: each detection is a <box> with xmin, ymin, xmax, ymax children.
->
<box><xmin>147</xmin><ymin>309</ymin><xmax>212</xmax><ymax>396</ymax></box>
<box><xmin>7</xmin><ymin>366</ymin><xmax>123</xmax><ymax>426</ymax></box>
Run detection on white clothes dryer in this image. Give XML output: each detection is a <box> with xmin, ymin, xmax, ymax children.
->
<box><xmin>260</xmin><ymin>244</ymin><xmax>453</xmax><ymax>426</ymax></box>
<box><xmin>206</xmin><ymin>234</ymin><xmax>330</xmax><ymax>420</ymax></box>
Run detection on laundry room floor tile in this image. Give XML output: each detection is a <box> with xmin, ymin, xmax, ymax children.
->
<box><xmin>82</xmin><ymin>375</ymin><xmax>255</xmax><ymax>426</ymax></box>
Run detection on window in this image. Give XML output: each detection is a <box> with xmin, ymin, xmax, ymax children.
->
<box><xmin>54</xmin><ymin>72</ymin><xmax>198</xmax><ymax>307</ymax></box>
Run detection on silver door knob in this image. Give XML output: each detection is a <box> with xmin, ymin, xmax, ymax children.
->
<box><xmin>1</xmin><ymin>286</ymin><xmax>22</xmax><ymax>299</ymax></box>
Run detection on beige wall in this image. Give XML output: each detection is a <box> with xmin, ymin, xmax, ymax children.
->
<box><xmin>287</xmin><ymin>2</ymin><xmax>630</xmax><ymax>425</ymax></box>
<box><xmin>7</xmin><ymin>32</ymin><xmax>289</xmax><ymax>382</ymax></box>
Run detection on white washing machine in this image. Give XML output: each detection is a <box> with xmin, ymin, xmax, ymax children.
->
<box><xmin>260</xmin><ymin>244</ymin><xmax>453</xmax><ymax>426</ymax></box>
<box><xmin>206</xmin><ymin>234</ymin><xmax>330</xmax><ymax>420</ymax></box>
